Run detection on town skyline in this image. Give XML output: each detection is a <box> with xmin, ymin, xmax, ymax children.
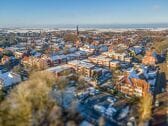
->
<box><xmin>0</xmin><ymin>1</ymin><xmax>168</xmax><ymax>126</ymax></box>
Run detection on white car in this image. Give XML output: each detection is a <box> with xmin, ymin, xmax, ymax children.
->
<box><xmin>155</xmin><ymin>100</ymin><xmax>159</xmax><ymax>107</ymax></box>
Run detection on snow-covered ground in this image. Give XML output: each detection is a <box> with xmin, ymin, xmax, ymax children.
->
<box><xmin>1</xmin><ymin>27</ymin><xmax>168</xmax><ymax>34</ymax></box>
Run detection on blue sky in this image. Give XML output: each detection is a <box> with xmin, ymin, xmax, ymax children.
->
<box><xmin>0</xmin><ymin>0</ymin><xmax>168</xmax><ymax>26</ymax></box>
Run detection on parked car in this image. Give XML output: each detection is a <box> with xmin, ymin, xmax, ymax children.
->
<box><xmin>155</xmin><ymin>100</ymin><xmax>159</xmax><ymax>107</ymax></box>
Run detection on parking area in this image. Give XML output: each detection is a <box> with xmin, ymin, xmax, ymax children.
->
<box><xmin>76</xmin><ymin>87</ymin><xmax>129</xmax><ymax>126</ymax></box>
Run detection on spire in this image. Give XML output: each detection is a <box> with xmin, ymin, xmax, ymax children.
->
<box><xmin>76</xmin><ymin>25</ymin><xmax>79</xmax><ymax>36</ymax></box>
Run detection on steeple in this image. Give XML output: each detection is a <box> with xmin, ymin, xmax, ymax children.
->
<box><xmin>75</xmin><ymin>25</ymin><xmax>80</xmax><ymax>48</ymax></box>
<box><xmin>76</xmin><ymin>25</ymin><xmax>79</xmax><ymax>36</ymax></box>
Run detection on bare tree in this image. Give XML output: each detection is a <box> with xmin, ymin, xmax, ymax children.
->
<box><xmin>0</xmin><ymin>71</ymin><xmax>63</xmax><ymax>126</ymax></box>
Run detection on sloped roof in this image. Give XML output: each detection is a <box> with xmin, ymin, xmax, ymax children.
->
<box><xmin>0</xmin><ymin>72</ymin><xmax>21</xmax><ymax>87</ymax></box>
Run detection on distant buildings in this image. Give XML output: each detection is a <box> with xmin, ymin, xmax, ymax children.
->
<box><xmin>21</xmin><ymin>51</ymin><xmax>87</xmax><ymax>69</ymax></box>
<box><xmin>0</xmin><ymin>28</ymin><xmax>166</xmax><ymax>100</ymax></box>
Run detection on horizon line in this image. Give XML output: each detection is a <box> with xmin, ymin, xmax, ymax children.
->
<box><xmin>1</xmin><ymin>22</ymin><xmax>168</xmax><ymax>29</ymax></box>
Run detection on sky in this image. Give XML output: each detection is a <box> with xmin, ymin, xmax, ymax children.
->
<box><xmin>0</xmin><ymin>0</ymin><xmax>168</xmax><ymax>27</ymax></box>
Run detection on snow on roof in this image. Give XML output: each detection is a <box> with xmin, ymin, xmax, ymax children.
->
<box><xmin>34</xmin><ymin>52</ymin><xmax>42</xmax><ymax>57</ymax></box>
<box><xmin>50</xmin><ymin>55</ymin><xmax>67</xmax><ymax>61</ymax></box>
<box><xmin>0</xmin><ymin>72</ymin><xmax>21</xmax><ymax>87</ymax></box>
<box><xmin>68</xmin><ymin>60</ymin><xmax>80</xmax><ymax>65</ymax></box>
<box><xmin>97</xmin><ymin>55</ymin><xmax>112</xmax><ymax>61</ymax></box>
<box><xmin>46</xmin><ymin>65</ymin><xmax>71</xmax><ymax>73</ymax></box>
<box><xmin>110</xmin><ymin>60</ymin><xmax>120</xmax><ymax>63</ymax></box>
<box><xmin>66</xmin><ymin>53</ymin><xmax>78</xmax><ymax>57</ymax></box>
<box><xmin>68</xmin><ymin>60</ymin><xmax>95</xmax><ymax>69</ymax></box>
<box><xmin>81</xmin><ymin>59</ymin><xmax>91</xmax><ymax>63</ymax></box>
<box><xmin>80</xmin><ymin>61</ymin><xmax>95</xmax><ymax>69</ymax></box>
<box><xmin>92</xmin><ymin>67</ymin><xmax>102</xmax><ymax>72</ymax></box>
<box><xmin>75</xmin><ymin>50</ymin><xmax>87</xmax><ymax>55</ymax></box>
<box><xmin>129</xmin><ymin>69</ymin><xmax>140</xmax><ymax>79</ymax></box>
<box><xmin>89</xmin><ymin>55</ymin><xmax>112</xmax><ymax>62</ymax></box>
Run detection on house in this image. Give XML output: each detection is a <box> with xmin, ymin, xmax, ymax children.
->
<box><xmin>118</xmin><ymin>65</ymin><xmax>157</xmax><ymax>96</ymax></box>
<box><xmin>129</xmin><ymin>46</ymin><xmax>144</xmax><ymax>55</ymax></box>
<box><xmin>79</xmin><ymin>44</ymin><xmax>95</xmax><ymax>55</ymax></box>
<box><xmin>0</xmin><ymin>71</ymin><xmax>21</xmax><ymax>90</ymax></box>
<box><xmin>142</xmin><ymin>50</ymin><xmax>157</xmax><ymax>65</ymax></box>
<box><xmin>118</xmin><ymin>76</ymin><xmax>150</xmax><ymax>97</ymax></box>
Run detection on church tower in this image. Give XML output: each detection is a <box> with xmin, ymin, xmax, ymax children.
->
<box><xmin>76</xmin><ymin>25</ymin><xmax>79</xmax><ymax>36</ymax></box>
<box><xmin>75</xmin><ymin>25</ymin><xmax>80</xmax><ymax>48</ymax></box>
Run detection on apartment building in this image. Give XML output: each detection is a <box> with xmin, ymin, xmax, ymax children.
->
<box><xmin>47</xmin><ymin>65</ymin><xmax>74</xmax><ymax>77</ymax></box>
<box><xmin>88</xmin><ymin>55</ymin><xmax>121</xmax><ymax>69</ymax></box>
<box><xmin>102</xmin><ymin>51</ymin><xmax>127</xmax><ymax>61</ymax></box>
<box><xmin>68</xmin><ymin>60</ymin><xmax>95</xmax><ymax>77</ymax></box>
<box><xmin>68</xmin><ymin>60</ymin><xmax>112</xmax><ymax>85</ymax></box>
<box><xmin>88</xmin><ymin>55</ymin><xmax>112</xmax><ymax>67</ymax></box>
<box><xmin>21</xmin><ymin>56</ymin><xmax>49</xmax><ymax>70</ymax></box>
